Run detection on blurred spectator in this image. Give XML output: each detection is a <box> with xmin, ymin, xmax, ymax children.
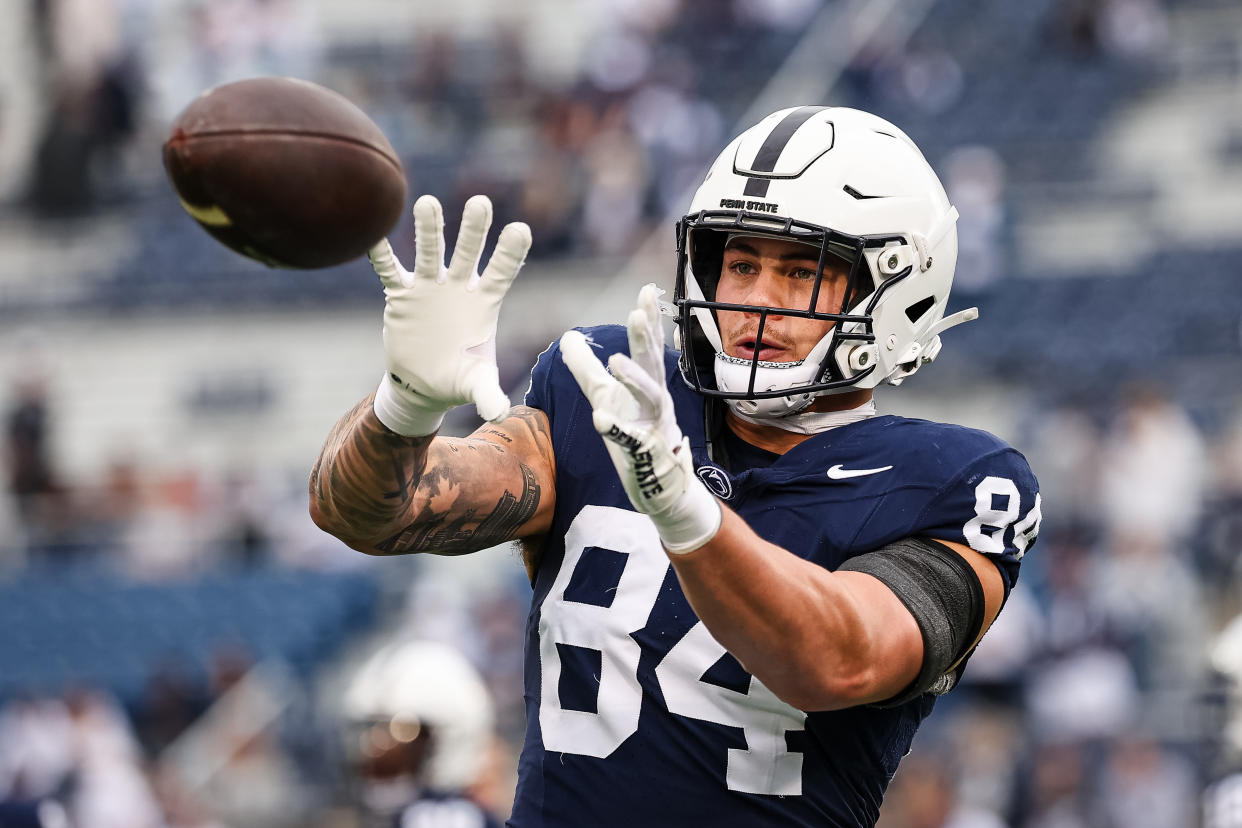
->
<box><xmin>877</xmin><ymin>752</ymin><xmax>1007</xmax><ymax>828</ymax></box>
<box><xmin>581</xmin><ymin>119</ymin><xmax>650</xmax><ymax>255</ymax></box>
<box><xmin>1028</xmin><ymin>539</ymin><xmax>1140</xmax><ymax>742</ymax></box>
<box><xmin>871</xmin><ymin>42</ymin><xmax>964</xmax><ymax>117</ymax></box>
<box><xmin>62</xmin><ymin>688</ymin><xmax>165</xmax><ymax>828</ymax></box>
<box><xmin>943</xmin><ymin>146</ymin><xmax>1008</xmax><ymax>296</ymax></box>
<box><xmin>947</xmin><ymin>708</ymin><xmax>1026</xmax><ymax>820</ymax></box>
<box><xmin>1024</xmin><ymin>405</ymin><xmax>1102</xmax><ymax>544</ymax></box>
<box><xmin>1026</xmin><ymin>645</ymin><xmax>1139</xmax><ymax>743</ymax></box>
<box><xmin>1017</xmin><ymin>742</ymin><xmax>1093</xmax><ymax>828</ymax></box>
<box><xmin>213</xmin><ymin>469</ymin><xmax>274</xmax><ymax>568</ymax></box>
<box><xmin>1053</xmin><ymin>0</ymin><xmax>1168</xmax><ymax>62</ymax></box>
<box><xmin>25</xmin><ymin>0</ymin><xmax>141</xmax><ymax>215</ymax></box>
<box><xmin>1097</xmin><ymin>0</ymin><xmax>1169</xmax><ymax>62</ymax></box>
<box><xmin>1198</xmin><ymin>413</ymin><xmax>1242</xmax><ymax>595</ymax></box>
<box><xmin>1099</xmin><ymin>386</ymin><xmax>1206</xmax><ymax>550</ymax></box>
<box><xmin>135</xmin><ymin>664</ymin><xmax>209</xmax><ymax>760</ymax></box>
<box><xmin>5</xmin><ymin>377</ymin><xmax>65</xmax><ymax>557</ymax></box>
<box><xmin>471</xmin><ymin>588</ymin><xmax>529</xmax><ymax>744</ymax></box>
<box><xmin>0</xmin><ymin>688</ymin><xmax>163</xmax><ymax>828</ymax></box>
<box><xmin>0</xmin><ymin>696</ymin><xmax>75</xmax><ymax>804</ymax></box>
<box><xmin>1094</xmin><ymin>531</ymin><xmax>1207</xmax><ymax>688</ymax></box>
<box><xmin>186</xmin><ymin>0</ymin><xmax>321</xmax><ymax>92</ymax></box>
<box><xmin>1204</xmin><ymin>773</ymin><xmax>1242</xmax><ymax>828</ymax></box>
<box><xmin>341</xmin><ymin>640</ymin><xmax>502</xmax><ymax>827</ymax></box>
<box><xmin>732</xmin><ymin>0</ymin><xmax>822</xmax><ymax>32</ymax></box>
<box><xmin>119</xmin><ymin>468</ymin><xmax>209</xmax><ymax>580</ymax></box>
<box><xmin>957</xmin><ymin>585</ymin><xmax>1043</xmax><ymax>705</ymax></box>
<box><xmin>160</xmin><ymin>655</ymin><xmax>309</xmax><ymax>828</ymax></box>
<box><xmin>1099</xmin><ymin>738</ymin><xmax>1196</xmax><ymax>828</ymax></box>
<box><xmin>76</xmin><ymin>458</ymin><xmax>143</xmax><ymax>555</ymax></box>
<box><xmin>626</xmin><ymin>79</ymin><xmax>725</xmax><ymax>215</ymax></box>
<box><xmin>1053</xmin><ymin>0</ymin><xmax>1110</xmax><ymax>57</ymax></box>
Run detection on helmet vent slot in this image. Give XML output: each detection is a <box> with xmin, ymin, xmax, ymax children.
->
<box><xmin>904</xmin><ymin>296</ymin><xmax>936</xmax><ymax>323</ymax></box>
<box><xmin>843</xmin><ymin>184</ymin><xmax>882</xmax><ymax>200</ymax></box>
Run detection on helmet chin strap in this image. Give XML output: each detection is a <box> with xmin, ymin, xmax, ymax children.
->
<box><xmin>727</xmin><ymin>398</ymin><xmax>877</xmax><ymax>435</ymax></box>
<box><xmin>713</xmin><ymin>330</ymin><xmax>836</xmax><ymax>419</ymax></box>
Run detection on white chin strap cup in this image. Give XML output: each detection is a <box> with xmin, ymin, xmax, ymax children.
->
<box><xmin>713</xmin><ymin>332</ymin><xmax>835</xmax><ymax>419</ymax></box>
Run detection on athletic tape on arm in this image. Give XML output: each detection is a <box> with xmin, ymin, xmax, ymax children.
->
<box><xmin>838</xmin><ymin>536</ymin><xmax>986</xmax><ymax>707</ymax></box>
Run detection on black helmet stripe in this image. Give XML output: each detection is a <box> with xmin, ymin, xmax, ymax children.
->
<box><xmin>741</xmin><ymin>106</ymin><xmax>828</xmax><ymax>198</ymax></box>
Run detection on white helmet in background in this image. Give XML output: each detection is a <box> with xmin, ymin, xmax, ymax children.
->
<box><xmin>674</xmin><ymin>106</ymin><xmax>977</xmax><ymax>419</ymax></box>
<box><xmin>342</xmin><ymin>639</ymin><xmax>493</xmax><ymax>793</ymax></box>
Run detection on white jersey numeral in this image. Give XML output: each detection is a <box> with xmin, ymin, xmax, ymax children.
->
<box><xmin>963</xmin><ymin>476</ymin><xmax>1040</xmax><ymax>559</ymax></box>
<box><xmin>538</xmin><ymin>505</ymin><xmax>805</xmax><ymax>794</ymax></box>
<box><xmin>539</xmin><ymin>506</ymin><xmax>666</xmax><ymax>757</ymax></box>
<box><xmin>655</xmin><ymin>620</ymin><xmax>806</xmax><ymax>794</ymax></box>
<box><xmin>1011</xmin><ymin>492</ymin><xmax>1042</xmax><ymax>559</ymax></box>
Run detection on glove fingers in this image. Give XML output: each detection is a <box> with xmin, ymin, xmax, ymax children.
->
<box><xmin>412</xmin><ymin>195</ymin><xmax>446</xmax><ymax>282</ymax></box>
<box><xmin>625</xmin><ymin>308</ymin><xmax>662</xmax><ymax>383</ymax></box>
<box><xmin>368</xmin><ymin>238</ymin><xmax>407</xmax><ymax>290</ymax></box>
<box><xmin>470</xmin><ymin>378</ymin><xmax>511</xmax><ymax>423</ymax></box>
<box><xmin>448</xmin><ymin>195</ymin><xmax>494</xmax><ymax>283</ymax></box>
<box><xmin>607</xmin><ymin>353</ymin><xmax>665</xmax><ymax>417</ymax></box>
<box><xmin>637</xmin><ymin>283</ymin><xmax>665</xmax><ymax>351</ymax></box>
<box><xmin>479</xmin><ymin>222</ymin><xmax>532</xmax><ymax>297</ymax></box>
<box><xmin>626</xmin><ymin>284</ymin><xmax>666</xmax><ymax>380</ymax></box>
<box><xmin>560</xmin><ymin>330</ymin><xmax>616</xmax><ymax>408</ymax></box>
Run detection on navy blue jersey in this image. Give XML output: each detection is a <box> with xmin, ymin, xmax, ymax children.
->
<box><xmin>510</xmin><ymin>325</ymin><xmax>1040</xmax><ymax>828</ymax></box>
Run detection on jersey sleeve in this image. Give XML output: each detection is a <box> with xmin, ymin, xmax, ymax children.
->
<box><xmin>917</xmin><ymin>446</ymin><xmax>1042</xmax><ymax>594</ymax></box>
<box><xmin>523</xmin><ymin>336</ymin><xmax>563</xmax><ymax>418</ymax></box>
<box><xmin>522</xmin><ymin>325</ymin><xmax>630</xmax><ymax>426</ymax></box>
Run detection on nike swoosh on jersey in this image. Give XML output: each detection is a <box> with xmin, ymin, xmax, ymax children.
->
<box><xmin>826</xmin><ymin>464</ymin><xmax>893</xmax><ymax>480</ymax></box>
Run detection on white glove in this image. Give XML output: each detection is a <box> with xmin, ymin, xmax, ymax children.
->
<box><xmin>369</xmin><ymin>194</ymin><xmax>532</xmax><ymax>436</ymax></box>
<box><xmin>561</xmin><ymin>284</ymin><xmax>722</xmax><ymax>554</ymax></box>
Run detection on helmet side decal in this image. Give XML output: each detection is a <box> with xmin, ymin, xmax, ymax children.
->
<box><xmin>739</xmin><ymin>106</ymin><xmax>828</xmax><ymax>198</ymax></box>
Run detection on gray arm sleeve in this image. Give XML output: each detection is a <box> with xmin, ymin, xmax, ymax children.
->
<box><xmin>838</xmin><ymin>537</ymin><xmax>987</xmax><ymax>708</ymax></box>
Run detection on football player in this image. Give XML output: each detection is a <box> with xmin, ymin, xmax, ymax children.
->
<box><xmin>342</xmin><ymin>639</ymin><xmax>502</xmax><ymax>828</ymax></box>
<box><xmin>310</xmin><ymin>106</ymin><xmax>1042</xmax><ymax>826</ymax></box>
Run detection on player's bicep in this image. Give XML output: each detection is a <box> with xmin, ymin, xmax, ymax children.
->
<box><xmin>461</xmin><ymin>404</ymin><xmax>558</xmax><ymax>537</ymax></box>
<box><xmin>939</xmin><ymin>538</ymin><xmax>1005</xmax><ymax>651</ymax></box>
<box><xmin>837</xmin><ymin>537</ymin><xmax>1003</xmax><ymax>706</ymax></box>
<box><xmin>369</xmin><ymin>406</ymin><xmax>556</xmax><ymax>556</ymax></box>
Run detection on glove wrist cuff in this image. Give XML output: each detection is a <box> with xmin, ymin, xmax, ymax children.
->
<box><xmin>653</xmin><ymin>475</ymin><xmax>722</xmax><ymax>555</ymax></box>
<box><xmin>373</xmin><ymin>376</ymin><xmax>448</xmax><ymax>437</ymax></box>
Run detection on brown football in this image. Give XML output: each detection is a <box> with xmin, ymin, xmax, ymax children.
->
<box><xmin>163</xmin><ymin>76</ymin><xmax>406</xmax><ymax>269</ymax></box>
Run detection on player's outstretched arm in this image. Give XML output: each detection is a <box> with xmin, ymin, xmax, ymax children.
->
<box><xmin>669</xmin><ymin>511</ymin><xmax>1004</xmax><ymax>710</ymax></box>
<box><xmin>309</xmin><ymin>395</ymin><xmax>554</xmax><ymax>555</ymax></box>
<box><xmin>309</xmin><ymin>192</ymin><xmax>555</xmax><ymax>555</ymax></box>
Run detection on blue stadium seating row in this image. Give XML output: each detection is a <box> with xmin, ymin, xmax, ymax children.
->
<box><xmin>948</xmin><ymin>245</ymin><xmax>1242</xmax><ymax>405</ymax></box>
<box><xmin>0</xmin><ymin>565</ymin><xmax>379</xmax><ymax>703</ymax></box>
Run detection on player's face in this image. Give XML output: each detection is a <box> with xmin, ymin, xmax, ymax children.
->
<box><xmin>715</xmin><ymin>236</ymin><xmax>849</xmax><ymax>363</ymax></box>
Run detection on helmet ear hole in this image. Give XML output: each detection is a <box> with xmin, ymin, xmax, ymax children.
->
<box><xmin>904</xmin><ymin>296</ymin><xmax>936</xmax><ymax>324</ymax></box>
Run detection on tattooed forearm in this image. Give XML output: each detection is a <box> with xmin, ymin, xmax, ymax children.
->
<box><xmin>309</xmin><ymin>392</ymin><xmax>435</xmax><ymax>540</ymax></box>
<box><xmin>376</xmin><ymin>462</ymin><xmax>541</xmax><ymax>554</ymax></box>
<box><xmin>309</xmin><ymin>398</ymin><xmax>554</xmax><ymax>556</ymax></box>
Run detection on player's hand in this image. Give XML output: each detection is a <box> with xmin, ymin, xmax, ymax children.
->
<box><xmin>369</xmin><ymin>194</ymin><xmax>531</xmax><ymax>436</ymax></box>
<box><xmin>561</xmin><ymin>284</ymin><xmax>722</xmax><ymax>553</ymax></box>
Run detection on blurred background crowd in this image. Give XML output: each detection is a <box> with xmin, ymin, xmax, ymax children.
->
<box><xmin>0</xmin><ymin>0</ymin><xmax>1240</xmax><ymax>825</ymax></box>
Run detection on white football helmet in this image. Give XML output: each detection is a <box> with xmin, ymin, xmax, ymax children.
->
<box><xmin>674</xmin><ymin>106</ymin><xmax>977</xmax><ymax>418</ymax></box>
<box><xmin>342</xmin><ymin>639</ymin><xmax>493</xmax><ymax>793</ymax></box>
